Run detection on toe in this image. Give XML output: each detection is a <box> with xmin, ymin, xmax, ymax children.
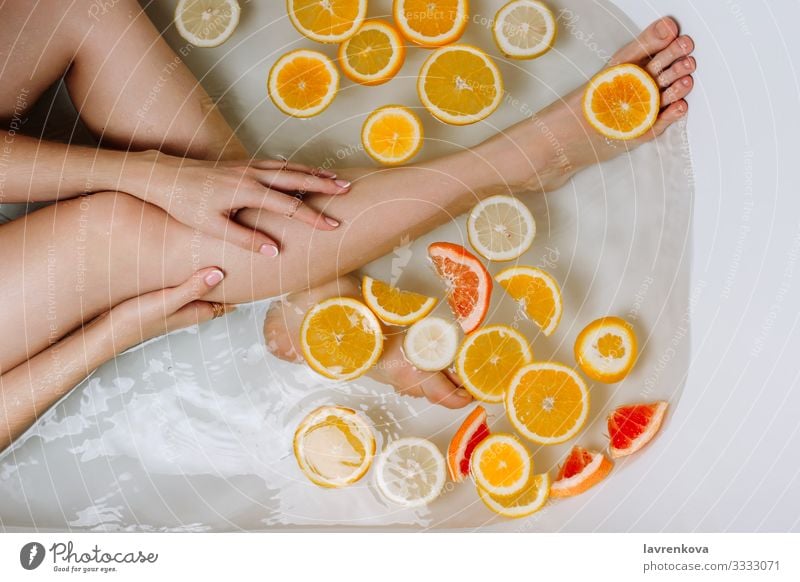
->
<box><xmin>661</xmin><ymin>75</ymin><xmax>693</xmax><ymax>106</ymax></box>
<box><xmin>656</xmin><ymin>56</ymin><xmax>696</xmax><ymax>88</ymax></box>
<box><xmin>421</xmin><ymin>373</ymin><xmax>473</xmax><ymax>409</ymax></box>
<box><xmin>609</xmin><ymin>17</ymin><xmax>678</xmax><ymax>66</ymax></box>
<box><xmin>646</xmin><ymin>100</ymin><xmax>689</xmax><ymax>139</ymax></box>
<box><xmin>646</xmin><ymin>35</ymin><xmax>695</xmax><ymax>77</ymax></box>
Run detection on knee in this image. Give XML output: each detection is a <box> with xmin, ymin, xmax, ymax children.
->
<box><xmin>263</xmin><ymin>301</ymin><xmax>303</xmax><ymax>363</ymax></box>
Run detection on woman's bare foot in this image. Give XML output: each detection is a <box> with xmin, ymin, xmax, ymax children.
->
<box><xmin>492</xmin><ymin>16</ymin><xmax>695</xmax><ymax>192</ymax></box>
<box><xmin>263</xmin><ymin>276</ymin><xmax>473</xmax><ymax>409</ymax></box>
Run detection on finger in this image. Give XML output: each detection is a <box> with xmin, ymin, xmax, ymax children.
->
<box><xmin>257</xmin><ymin>193</ymin><xmax>340</xmax><ymax>231</ymax></box>
<box><xmin>254</xmin><ymin>169</ymin><xmax>351</xmax><ymax>196</ymax></box>
<box><xmin>655</xmin><ymin>56</ymin><xmax>696</xmax><ymax>88</ymax></box>
<box><xmin>660</xmin><ymin>75</ymin><xmax>693</xmax><ymax>106</ymax></box>
<box><xmin>421</xmin><ymin>373</ymin><xmax>473</xmax><ymax>409</ymax></box>
<box><xmin>165</xmin><ymin>301</ymin><xmax>236</xmax><ymax>331</ymax></box>
<box><xmin>215</xmin><ymin>216</ymin><xmax>281</xmax><ymax>256</ymax></box>
<box><xmin>609</xmin><ymin>17</ymin><xmax>678</xmax><ymax>66</ymax></box>
<box><xmin>161</xmin><ymin>267</ymin><xmax>226</xmax><ymax>314</ymax></box>
<box><xmin>250</xmin><ymin>159</ymin><xmax>338</xmax><ymax>178</ymax></box>
<box><xmin>645</xmin><ymin>35</ymin><xmax>695</xmax><ymax>77</ymax></box>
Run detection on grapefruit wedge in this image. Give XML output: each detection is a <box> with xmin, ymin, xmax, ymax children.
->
<box><xmin>428</xmin><ymin>242</ymin><xmax>492</xmax><ymax>333</ymax></box>
<box><xmin>608</xmin><ymin>401</ymin><xmax>668</xmax><ymax>458</ymax></box>
<box><xmin>447</xmin><ymin>406</ymin><xmax>490</xmax><ymax>481</ymax></box>
<box><xmin>550</xmin><ymin>445</ymin><xmax>613</xmax><ymax>498</ymax></box>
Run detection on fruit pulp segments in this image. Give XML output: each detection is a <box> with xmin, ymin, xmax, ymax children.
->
<box><xmin>460</xmin><ymin>422</ymin><xmax>490</xmax><ymax>477</ymax></box>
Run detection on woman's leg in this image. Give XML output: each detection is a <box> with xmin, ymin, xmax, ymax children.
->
<box><xmin>0</xmin><ymin>14</ymin><xmax>694</xmax><ymax>373</ymax></box>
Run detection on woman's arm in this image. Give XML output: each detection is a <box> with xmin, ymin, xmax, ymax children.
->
<box><xmin>0</xmin><ymin>266</ymin><xmax>228</xmax><ymax>453</ymax></box>
<box><xmin>0</xmin><ymin>133</ymin><xmax>349</xmax><ymax>253</ymax></box>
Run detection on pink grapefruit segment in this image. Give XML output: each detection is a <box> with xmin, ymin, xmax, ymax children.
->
<box><xmin>608</xmin><ymin>401</ymin><xmax>668</xmax><ymax>458</ymax></box>
<box><xmin>550</xmin><ymin>445</ymin><xmax>613</xmax><ymax>498</ymax></box>
<box><xmin>447</xmin><ymin>406</ymin><xmax>491</xmax><ymax>481</ymax></box>
<box><xmin>428</xmin><ymin>242</ymin><xmax>492</xmax><ymax>333</ymax></box>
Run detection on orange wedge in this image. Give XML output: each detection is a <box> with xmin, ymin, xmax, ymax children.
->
<box><xmin>550</xmin><ymin>445</ymin><xmax>613</xmax><ymax>498</ymax></box>
<box><xmin>393</xmin><ymin>0</ymin><xmax>469</xmax><ymax>47</ymax></box>
<box><xmin>447</xmin><ymin>406</ymin><xmax>491</xmax><ymax>482</ymax></box>
<box><xmin>582</xmin><ymin>63</ymin><xmax>660</xmax><ymax>140</ymax></box>
<box><xmin>361</xmin><ymin>275</ymin><xmax>436</xmax><ymax>325</ymax></box>
<box><xmin>495</xmin><ymin>266</ymin><xmax>563</xmax><ymax>336</ymax></box>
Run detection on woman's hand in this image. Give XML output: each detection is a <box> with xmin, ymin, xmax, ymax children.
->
<box><xmin>123</xmin><ymin>151</ymin><xmax>351</xmax><ymax>256</ymax></box>
<box><xmin>98</xmin><ymin>267</ymin><xmax>233</xmax><ymax>352</ymax></box>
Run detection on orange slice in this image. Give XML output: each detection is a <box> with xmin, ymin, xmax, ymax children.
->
<box><xmin>361</xmin><ymin>105</ymin><xmax>424</xmax><ymax>166</ymax></box>
<box><xmin>506</xmin><ymin>362</ymin><xmax>589</xmax><ymax>445</ymax></box>
<box><xmin>428</xmin><ymin>242</ymin><xmax>492</xmax><ymax>334</ymax></box>
<box><xmin>338</xmin><ymin>20</ymin><xmax>406</xmax><ymax>86</ymax></box>
<box><xmin>495</xmin><ymin>266</ymin><xmax>562</xmax><ymax>336</ymax></box>
<box><xmin>477</xmin><ymin>472</ymin><xmax>550</xmax><ymax>518</ymax></box>
<box><xmin>575</xmin><ymin>316</ymin><xmax>638</xmax><ymax>383</ymax></box>
<box><xmin>608</xmin><ymin>401</ymin><xmax>668</xmax><ymax>458</ymax></box>
<box><xmin>470</xmin><ymin>433</ymin><xmax>532</xmax><ymax>496</ymax></box>
<box><xmin>287</xmin><ymin>0</ymin><xmax>367</xmax><ymax>43</ymax></box>
<box><xmin>300</xmin><ymin>297</ymin><xmax>384</xmax><ymax>381</ymax></box>
<box><xmin>393</xmin><ymin>0</ymin><xmax>469</xmax><ymax>47</ymax></box>
<box><xmin>447</xmin><ymin>405</ymin><xmax>490</xmax><ymax>482</ymax></box>
<box><xmin>293</xmin><ymin>405</ymin><xmax>376</xmax><ymax>488</ymax></box>
<box><xmin>417</xmin><ymin>45</ymin><xmax>503</xmax><ymax>126</ymax></box>
<box><xmin>455</xmin><ymin>324</ymin><xmax>533</xmax><ymax>403</ymax></box>
<box><xmin>550</xmin><ymin>445</ymin><xmax>613</xmax><ymax>498</ymax></box>
<box><xmin>268</xmin><ymin>49</ymin><xmax>339</xmax><ymax>118</ymax></box>
<box><xmin>582</xmin><ymin>63</ymin><xmax>660</xmax><ymax>140</ymax></box>
<box><xmin>361</xmin><ymin>275</ymin><xmax>436</xmax><ymax>325</ymax></box>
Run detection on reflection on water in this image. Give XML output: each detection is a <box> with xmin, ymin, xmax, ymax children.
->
<box><xmin>0</xmin><ymin>0</ymin><xmax>693</xmax><ymax>531</ymax></box>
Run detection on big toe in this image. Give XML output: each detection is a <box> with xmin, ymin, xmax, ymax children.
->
<box><xmin>610</xmin><ymin>16</ymin><xmax>679</xmax><ymax>66</ymax></box>
<box><xmin>420</xmin><ymin>372</ymin><xmax>473</xmax><ymax>409</ymax></box>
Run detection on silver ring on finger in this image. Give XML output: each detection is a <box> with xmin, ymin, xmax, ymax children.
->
<box><xmin>276</xmin><ymin>154</ymin><xmax>290</xmax><ymax>171</ymax></box>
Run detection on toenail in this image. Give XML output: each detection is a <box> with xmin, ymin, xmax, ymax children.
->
<box><xmin>656</xmin><ymin>20</ymin><xmax>670</xmax><ymax>39</ymax></box>
<box><xmin>681</xmin><ymin>77</ymin><xmax>691</xmax><ymax>86</ymax></box>
<box><xmin>684</xmin><ymin>59</ymin><xmax>693</xmax><ymax>69</ymax></box>
<box><xmin>679</xmin><ymin>37</ymin><xmax>690</xmax><ymax>49</ymax></box>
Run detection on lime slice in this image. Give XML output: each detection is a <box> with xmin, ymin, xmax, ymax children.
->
<box><xmin>375</xmin><ymin>437</ymin><xmax>446</xmax><ymax>507</ymax></box>
<box><xmin>175</xmin><ymin>0</ymin><xmax>240</xmax><ymax>48</ymax></box>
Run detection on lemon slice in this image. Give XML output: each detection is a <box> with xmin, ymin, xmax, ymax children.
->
<box><xmin>417</xmin><ymin>45</ymin><xmax>503</xmax><ymax>126</ymax></box>
<box><xmin>492</xmin><ymin>0</ymin><xmax>557</xmax><ymax>59</ymax></box>
<box><xmin>362</xmin><ymin>275</ymin><xmax>437</xmax><ymax>326</ymax></box>
<box><xmin>505</xmin><ymin>362</ymin><xmax>590</xmax><ymax>445</ymax></box>
<box><xmin>339</xmin><ymin>20</ymin><xmax>406</xmax><ymax>86</ymax></box>
<box><xmin>574</xmin><ymin>316</ymin><xmax>638</xmax><ymax>383</ymax></box>
<box><xmin>477</xmin><ymin>473</ymin><xmax>550</xmax><ymax>518</ymax></box>
<box><xmin>375</xmin><ymin>437</ymin><xmax>447</xmax><ymax>507</ymax></box>
<box><xmin>288</xmin><ymin>0</ymin><xmax>367</xmax><ymax>43</ymax></box>
<box><xmin>293</xmin><ymin>406</ymin><xmax>376</xmax><ymax>488</ymax></box>
<box><xmin>300</xmin><ymin>297</ymin><xmax>384</xmax><ymax>381</ymax></box>
<box><xmin>361</xmin><ymin>106</ymin><xmax>424</xmax><ymax>166</ymax></box>
<box><xmin>403</xmin><ymin>316</ymin><xmax>460</xmax><ymax>372</ymax></box>
<box><xmin>468</xmin><ymin>195</ymin><xmax>536</xmax><ymax>261</ymax></box>
<box><xmin>455</xmin><ymin>324</ymin><xmax>533</xmax><ymax>403</ymax></box>
<box><xmin>268</xmin><ymin>50</ymin><xmax>339</xmax><ymax>118</ymax></box>
<box><xmin>174</xmin><ymin>0</ymin><xmax>240</xmax><ymax>48</ymax></box>
<box><xmin>470</xmin><ymin>433</ymin><xmax>532</xmax><ymax>496</ymax></box>
<box><xmin>582</xmin><ymin>63</ymin><xmax>660</xmax><ymax>140</ymax></box>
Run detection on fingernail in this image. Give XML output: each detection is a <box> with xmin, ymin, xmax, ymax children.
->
<box><xmin>656</xmin><ymin>19</ymin><xmax>670</xmax><ymax>39</ymax></box>
<box><xmin>259</xmin><ymin>243</ymin><xmax>280</xmax><ymax>257</ymax></box>
<box><xmin>334</xmin><ymin>179</ymin><xmax>351</xmax><ymax>189</ymax></box>
<box><xmin>321</xmin><ymin>170</ymin><xmax>337</xmax><ymax>178</ymax></box>
<box><xmin>204</xmin><ymin>269</ymin><xmax>225</xmax><ymax>286</ymax></box>
<box><xmin>455</xmin><ymin>388</ymin><xmax>471</xmax><ymax>399</ymax></box>
<box><xmin>324</xmin><ymin>216</ymin><xmax>340</xmax><ymax>228</ymax></box>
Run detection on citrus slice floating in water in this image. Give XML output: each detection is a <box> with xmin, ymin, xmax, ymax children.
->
<box><xmin>607</xmin><ymin>401</ymin><xmax>668</xmax><ymax>458</ymax></box>
<box><xmin>300</xmin><ymin>297</ymin><xmax>384</xmax><ymax>381</ymax></box>
<box><xmin>268</xmin><ymin>49</ymin><xmax>339</xmax><ymax>118</ymax></box>
<box><xmin>403</xmin><ymin>316</ymin><xmax>460</xmax><ymax>372</ymax></box>
<box><xmin>361</xmin><ymin>275</ymin><xmax>436</xmax><ymax>325</ymax></box>
<box><xmin>428</xmin><ymin>242</ymin><xmax>492</xmax><ymax>334</ymax></box>
<box><xmin>575</xmin><ymin>316</ymin><xmax>638</xmax><ymax>383</ymax></box>
<box><xmin>492</xmin><ymin>0</ymin><xmax>557</xmax><ymax>59</ymax></box>
<box><xmin>287</xmin><ymin>0</ymin><xmax>367</xmax><ymax>43</ymax></box>
<box><xmin>361</xmin><ymin>105</ymin><xmax>424</xmax><ymax>166</ymax></box>
<box><xmin>550</xmin><ymin>445</ymin><xmax>613</xmax><ymax>498</ymax></box>
<box><xmin>447</xmin><ymin>405</ymin><xmax>491</xmax><ymax>482</ymax></box>
<box><xmin>293</xmin><ymin>405</ymin><xmax>376</xmax><ymax>488</ymax></box>
<box><xmin>339</xmin><ymin>20</ymin><xmax>406</xmax><ymax>86</ymax></box>
<box><xmin>393</xmin><ymin>0</ymin><xmax>469</xmax><ymax>47</ymax></box>
<box><xmin>477</xmin><ymin>472</ymin><xmax>550</xmax><ymax>518</ymax></box>
<box><xmin>495</xmin><ymin>266</ymin><xmax>562</xmax><ymax>336</ymax></box>
<box><xmin>174</xmin><ymin>0</ymin><xmax>241</xmax><ymax>48</ymax></box>
<box><xmin>375</xmin><ymin>437</ymin><xmax>447</xmax><ymax>507</ymax></box>
<box><xmin>470</xmin><ymin>433</ymin><xmax>532</xmax><ymax>496</ymax></box>
<box><xmin>468</xmin><ymin>195</ymin><xmax>537</xmax><ymax>262</ymax></box>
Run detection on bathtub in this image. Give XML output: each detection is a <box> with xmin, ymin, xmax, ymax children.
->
<box><xmin>1</xmin><ymin>0</ymin><xmax>798</xmax><ymax>532</ymax></box>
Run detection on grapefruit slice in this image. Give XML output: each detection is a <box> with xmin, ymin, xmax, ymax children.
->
<box><xmin>550</xmin><ymin>445</ymin><xmax>613</xmax><ymax>498</ymax></box>
<box><xmin>428</xmin><ymin>242</ymin><xmax>492</xmax><ymax>333</ymax></box>
<box><xmin>607</xmin><ymin>401</ymin><xmax>668</xmax><ymax>458</ymax></box>
<box><xmin>446</xmin><ymin>406</ymin><xmax>490</xmax><ymax>482</ymax></box>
